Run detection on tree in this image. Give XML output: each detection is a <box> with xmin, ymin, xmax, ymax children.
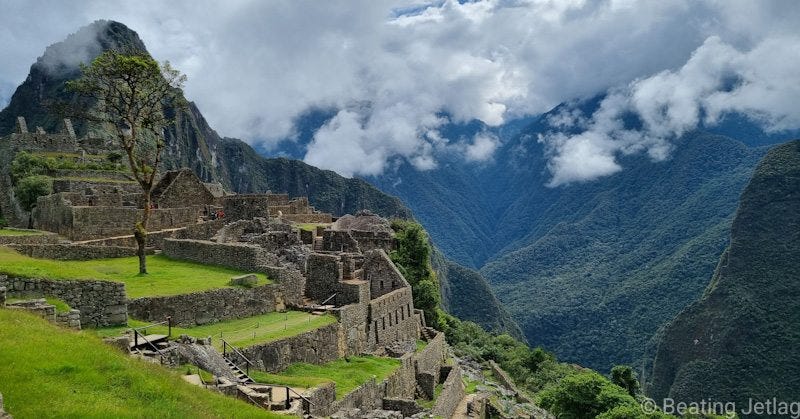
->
<box><xmin>15</xmin><ymin>175</ymin><xmax>53</xmax><ymax>228</ymax></box>
<box><xmin>68</xmin><ymin>50</ymin><xmax>186</xmax><ymax>274</ymax></box>
<box><xmin>610</xmin><ymin>365</ymin><xmax>641</xmax><ymax>397</ymax></box>
<box><xmin>537</xmin><ymin>370</ymin><xmax>639</xmax><ymax>419</ymax></box>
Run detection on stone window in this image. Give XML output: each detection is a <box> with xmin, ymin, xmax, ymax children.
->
<box><xmin>380</xmin><ymin>281</ymin><xmax>384</xmax><ymax>290</ymax></box>
<box><xmin>382</xmin><ymin>317</ymin><xmax>386</xmax><ymax>330</ymax></box>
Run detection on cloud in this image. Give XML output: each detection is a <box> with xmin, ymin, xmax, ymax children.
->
<box><xmin>465</xmin><ymin>133</ymin><xmax>499</xmax><ymax>162</ymax></box>
<box><xmin>1</xmin><ymin>0</ymin><xmax>799</xmax><ymax>178</ymax></box>
<box><xmin>542</xmin><ymin>34</ymin><xmax>800</xmax><ymax>186</ymax></box>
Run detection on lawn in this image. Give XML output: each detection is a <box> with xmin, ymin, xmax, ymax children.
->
<box><xmin>0</xmin><ymin>308</ymin><xmax>290</xmax><ymax>418</ymax></box>
<box><xmin>294</xmin><ymin>222</ymin><xmax>331</xmax><ymax>232</ymax></box>
<box><xmin>248</xmin><ymin>356</ymin><xmax>401</xmax><ymax>399</ymax></box>
<box><xmin>0</xmin><ymin>228</ymin><xmax>45</xmax><ymax>236</ymax></box>
<box><xmin>0</xmin><ymin>247</ymin><xmax>269</xmax><ymax>298</ymax></box>
<box><xmin>95</xmin><ymin>311</ymin><xmax>337</xmax><ymax>350</ymax></box>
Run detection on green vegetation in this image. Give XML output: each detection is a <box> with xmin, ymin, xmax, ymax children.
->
<box><xmin>0</xmin><ymin>308</ymin><xmax>289</xmax><ymax>418</ymax></box>
<box><xmin>96</xmin><ymin>311</ymin><xmax>336</xmax><ymax>349</ymax></box>
<box><xmin>0</xmin><ymin>247</ymin><xmax>269</xmax><ymax>298</ymax></box>
<box><xmin>5</xmin><ymin>296</ymin><xmax>70</xmax><ymax>313</ymax></box>
<box><xmin>68</xmin><ymin>49</ymin><xmax>187</xmax><ymax>275</ymax></box>
<box><xmin>13</xmin><ymin>150</ymin><xmax>126</xmax><ymax>174</ymax></box>
<box><xmin>390</xmin><ymin>220</ymin><xmax>442</xmax><ymax>327</ymax></box>
<box><xmin>0</xmin><ymin>228</ymin><xmax>45</xmax><ymax>236</ymax></box>
<box><xmin>248</xmin><ymin>356</ymin><xmax>400</xmax><ymax>399</ymax></box>
<box><xmin>14</xmin><ymin>175</ymin><xmax>52</xmax><ymax>212</ymax></box>
<box><xmin>650</xmin><ymin>140</ymin><xmax>800</xmax><ymax>411</ymax></box>
<box><xmin>54</xmin><ymin>176</ymin><xmax>136</xmax><ymax>183</ymax></box>
<box><xmin>179</xmin><ymin>364</ymin><xmax>214</xmax><ymax>383</ymax></box>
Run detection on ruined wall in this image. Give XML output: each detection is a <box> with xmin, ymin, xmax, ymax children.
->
<box><xmin>367</xmin><ymin>287</ymin><xmax>418</xmax><ymax>350</ymax></box>
<box><xmin>0</xmin><ymin>231</ymin><xmax>60</xmax><ymax>245</ymax></box>
<box><xmin>162</xmin><ymin>239</ymin><xmax>279</xmax><ymax>272</ymax></box>
<box><xmin>0</xmin><ymin>276</ymin><xmax>126</xmax><ymax>327</ymax></box>
<box><xmin>334</xmin><ymin>302</ymin><xmax>369</xmax><ymax>356</ymax></box>
<box><xmin>51</xmin><ymin>179</ymin><xmax>139</xmax><ymax>195</ymax></box>
<box><xmin>242</xmin><ymin>323</ymin><xmax>342</xmax><ymax>373</ymax></box>
<box><xmin>322</xmin><ymin>230</ymin><xmax>361</xmax><ymax>253</ymax></box>
<box><xmin>304</xmin><ymin>383</ymin><xmax>337</xmax><ymax>417</ymax></box>
<box><xmin>156</xmin><ymin>171</ymin><xmax>215</xmax><ymax>208</ymax></box>
<box><xmin>305</xmin><ymin>253</ymin><xmax>342</xmax><ymax>303</ymax></box>
<box><xmin>9</xmin><ymin>244</ymin><xmax>148</xmax><ymax>260</ymax></box>
<box><xmin>363</xmin><ymin>249</ymin><xmax>409</xmax><ymax>299</ymax></box>
<box><xmin>385</xmin><ymin>353</ymin><xmax>417</xmax><ymax>400</ymax></box>
<box><xmin>431</xmin><ymin>363</ymin><xmax>466</xmax><ymax>418</ymax></box>
<box><xmin>281</xmin><ymin>213</ymin><xmax>332</xmax><ymax>223</ymax></box>
<box><xmin>350</xmin><ymin>230</ymin><xmax>395</xmax><ymax>253</ymax></box>
<box><xmin>336</xmin><ymin>279</ymin><xmax>370</xmax><ymax>307</ymax></box>
<box><xmin>414</xmin><ymin>333</ymin><xmax>447</xmax><ymax>388</ymax></box>
<box><xmin>48</xmin><ymin>169</ymin><xmax>132</xmax><ymax>181</ymax></box>
<box><xmin>222</xmin><ymin>194</ymin><xmax>270</xmax><ymax>220</ymax></box>
<box><xmin>127</xmin><ymin>284</ymin><xmax>282</xmax><ymax>327</ymax></box>
<box><xmin>33</xmin><ymin>198</ymin><xmax>203</xmax><ymax>240</ymax></box>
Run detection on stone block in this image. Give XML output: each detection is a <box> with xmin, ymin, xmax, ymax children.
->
<box><xmin>229</xmin><ymin>274</ymin><xmax>258</xmax><ymax>287</ymax></box>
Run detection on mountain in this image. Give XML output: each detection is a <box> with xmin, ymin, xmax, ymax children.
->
<box><xmin>0</xmin><ymin>20</ymin><xmax>410</xmax><ymax>220</ymax></box>
<box><xmin>648</xmin><ymin>140</ymin><xmax>800</xmax><ymax>410</ymax></box>
<box><xmin>0</xmin><ymin>20</ymin><xmax>518</xmax><ymax>336</ymax></box>
<box><xmin>367</xmin><ymin>98</ymin><xmax>774</xmax><ymax>371</ymax></box>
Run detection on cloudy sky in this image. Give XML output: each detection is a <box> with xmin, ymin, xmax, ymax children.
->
<box><xmin>1</xmin><ymin>0</ymin><xmax>799</xmax><ymax>182</ymax></box>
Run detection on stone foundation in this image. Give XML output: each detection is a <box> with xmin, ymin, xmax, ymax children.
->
<box><xmin>242</xmin><ymin>323</ymin><xmax>342</xmax><ymax>373</ymax></box>
<box><xmin>127</xmin><ymin>284</ymin><xmax>283</xmax><ymax>327</ymax></box>
<box><xmin>9</xmin><ymin>244</ymin><xmax>151</xmax><ymax>260</ymax></box>
<box><xmin>0</xmin><ymin>276</ymin><xmax>126</xmax><ymax>327</ymax></box>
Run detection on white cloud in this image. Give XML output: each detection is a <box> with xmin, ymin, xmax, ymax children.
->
<box><xmin>465</xmin><ymin>133</ymin><xmax>499</xmax><ymax>162</ymax></box>
<box><xmin>542</xmin><ymin>34</ymin><xmax>800</xmax><ymax>185</ymax></box>
<box><xmin>0</xmin><ymin>1</ymin><xmax>799</xmax><ymax>178</ymax></box>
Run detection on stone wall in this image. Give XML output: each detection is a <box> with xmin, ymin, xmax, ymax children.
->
<box><xmin>34</xmin><ymin>196</ymin><xmax>203</xmax><ymax>240</ymax></box>
<box><xmin>55</xmin><ymin>309</ymin><xmax>82</xmax><ymax>329</ymax></box>
<box><xmin>9</xmin><ymin>244</ymin><xmax>150</xmax><ymax>260</ymax></box>
<box><xmin>0</xmin><ymin>276</ymin><xmax>126</xmax><ymax>327</ymax></box>
<box><xmin>51</xmin><ymin>179</ymin><xmax>139</xmax><ymax>195</ymax></box>
<box><xmin>414</xmin><ymin>333</ymin><xmax>447</xmax><ymax>384</ymax></box>
<box><xmin>162</xmin><ymin>239</ymin><xmax>279</xmax><ymax>272</ymax></box>
<box><xmin>0</xmin><ymin>231</ymin><xmax>61</xmax><ymax>245</ymax></box>
<box><xmin>322</xmin><ymin>230</ymin><xmax>361</xmax><ymax>253</ymax></box>
<box><xmin>306</xmin><ymin>253</ymin><xmax>342</xmax><ymax>303</ymax></box>
<box><xmin>222</xmin><ymin>195</ymin><xmax>270</xmax><ymax>221</ymax></box>
<box><xmin>305</xmin><ymin>382</ymin><xmax>337</xmax><ymax>417</ymax></box>
<box><xmin>154</xmin><ymin>170</ymin><xmax>216</xmax><ymax>208</ymax></box>
<box><xmin>385</xmin><ymin>353</ymin><xmax>417</xmax><ymax>399</ymax></box>
<box><xmin>350</xmin><ymin>230</ymin><xmax>395</xmax><ymax>253</ymax></box>
<box><xmin>367</xmin><ymin>287</ymin><xmax>418</xmax><ymax>350</ymax></box>
<box><xmin>363</xmin><ymin>249</ymin><xmax>409</xmax><ymax>299</ymax></box>
<box><xmin>0</xmin><ymin>391</ymin><xmax>10</xmax><ymax>419</ymax></box>
<box><xmin>48</xmin><ymin>169</ymin><xmax>132</xmax><ymax>181</ymax></box>
<box><xmin>334</xmin><ymin>302</ymin><xmax>369</xmax><ymax>356</ymax></box>
<box><xmin>0</xmin><ymin>285</ymin><xmax>5</xmax><ymax>306</ymax></box>
<box><xmin>127</xmin><ymin>284</ymin><xmax>283</xmax><ymax>327</ymax></box>
<box><xmin>281</xmin><ymin>213</ymin><xmax>332</xmax><ymax>223</ymax></box>
<box><xmin>431</xmin><ymin>363</ymin><xmax>466</xmax><ymax>418</ymax></box>
<box><xmin>242</xmin><ymin>323</ymin><xmax>342</xmax><ymax>372</ymax></box>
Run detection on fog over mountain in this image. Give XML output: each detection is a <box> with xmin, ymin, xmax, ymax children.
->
<box><xmin>2</xmin><ymin>1</ymin><xmax>800</xmax><ymax>184</ymax></box>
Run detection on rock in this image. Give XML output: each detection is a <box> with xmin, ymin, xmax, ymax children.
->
<box><xmin>229</xmin><ymin>274</ymin><xmax>258</xmax><ymax>287</ymax></box>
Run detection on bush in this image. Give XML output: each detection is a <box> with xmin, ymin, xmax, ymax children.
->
<box><xmin>0</xmin><ymin>218</ymin><xmax>7</xmax><ymax>229</ymax></box>
<box><xmin>537</xmin><ymin>370</ymin><xmax>639</xmax><ymax>419</ymax></box>
<box><xmin>15</xmin><ymin>175</ymin><xmax>53</xmax><ymax>212</ymax></box>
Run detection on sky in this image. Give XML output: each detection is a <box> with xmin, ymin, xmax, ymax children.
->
<box><xmin>1</xmin><ymin>0</ymin><xmax>799</xmax><ymax>183</ymax></box>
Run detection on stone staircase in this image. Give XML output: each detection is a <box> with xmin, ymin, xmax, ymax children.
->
<box><xmin>420</xmin><ymin>326</ymin><xmax>437</xmax><ymax>341</ymax></box>
<box><xmin>222</xmin><ymin>356</ymin><xmax>254</xmax><ymax>384</ymax></box>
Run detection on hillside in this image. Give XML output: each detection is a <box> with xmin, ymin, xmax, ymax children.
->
<box><xmin>0</xmin><ymin>308</ymin><xmax>285</xmax><ymax>418</ymax></box>
<box><xmin>648</xmin><ymin>140</ymin><xmax>800</xmax><ymax>411</ymax></box>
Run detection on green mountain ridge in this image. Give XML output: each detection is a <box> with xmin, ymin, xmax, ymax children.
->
<box><xmin>648</xmin><ymin>140</ymin><xmax>800</xmax><ymax>414</ymax></box>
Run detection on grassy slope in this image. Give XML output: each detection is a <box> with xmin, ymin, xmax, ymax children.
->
<box><xmin>0</xmin><ymin>247</ymin><xmax>269</xmax><ymax>298</ymax></box>
<box><xmin>649</xmin><ymin>140</ymin><xmax>800</xmax><ymax>408</ymax></box>
<box><xmin>248</xmin><ymin>356</ymin><xmax>401</xmax><ymax>399</ymax></box>
<box><xmin>0</xmin><ymin>308</ymin><xmax>289</xmax><ymax>418</ymax></box>
<box><xmin>96</xmin><ymin>311</ymin><xmax>337</xmax><ymax>349</ymax></box>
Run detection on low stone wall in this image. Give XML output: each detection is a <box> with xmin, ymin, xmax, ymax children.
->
<box><xmin>48</xmin><ymin>169</ymin><xmax>133</xmax><ymax>181</ymax></box>
<box><xmin>9</xmin><ymin>244</ymin><xmax>151</xmax><ymax>260</ymax></box>
<box><xmin>0</xmin><ymin>276</ymin><xmax>126</xmax><ymax>327</ymax></box>
<box><xmin>414</xmin><ymin>332</ymin><xmax>446</xmax><ymax>399</ymax></box>
<box><xmin>432</xmin><ymin>363</ymin><xmax>466</xmax><ymax>418</ymax></box>
<box><xmin>282</xmin><ymin>213</ymin><xmax>332</xmax><ymax>223</ymax></box>
<box><xmin>56</xmin><ymin>309</ymin><xmax>82</xmax><ymax>329</ymax></box>
<box><xmin>162</xmin><ymin>239</ymin><xmax>278</xmax><ymax>272</ymax></box>
<box><xmin>127</xmin><ymin>284</ymin><xmax>283</xmax><ymax>327</ymax></box>
<box><xmin>0</xmin><ymin>231</ymin><xmax>61</xmax><ymax>245</ymax></box>
<box><xmin>242</xmin><ymin>323</ymin><xmax>342</xmax><ymax>373</ymax></box>
<box><xmin>385</xmin><ymin>353</ymin><xmax>417</xmax><ymax>399</ymax></box>
<box><xmin>305</xmin><ymin>383</ymin><xmax>337</xmax><ymax>417</ymax></box>
<box><xmin>0</xmin><ymin>285</ymin><xmax>6</xmax><ymax>306</ymax></box>
<box><xmin>383</xmin><ymin>398</ymin><xmax>423</xmax><ymax>417</ymax></box>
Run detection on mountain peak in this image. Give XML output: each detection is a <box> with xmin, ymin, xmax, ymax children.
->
<box><xmin>34</xmin><ymin>20</ymin><xmax>146</xmax><ymax>78</ymax></box>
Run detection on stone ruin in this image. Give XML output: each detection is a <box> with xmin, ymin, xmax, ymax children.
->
<box><xmin>0</xmin><ymin>118</ymin><xmax>467</xmax><ymax>418</ymax></box>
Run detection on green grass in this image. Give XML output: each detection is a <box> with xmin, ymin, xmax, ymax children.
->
<box><xmin>416</xmin><ymin>339</ymin><xmax>428</xmax><ymax>352</ymax></box>
<box><xmin>294</xmin><ymin>222</ymin><xmax>330</xmax><ymax>232</ymax></box>
<box><xmin>178</xmin><ymin>364</ymin><xmax>215</xmax><ymax>383</ymax></box>
<box><xmin>248</xmin><ymin>356</ymin><xmax>401</xmax><ymax>399</ymax></box>
<box><xmin>0</xmin><ymin>308</ymin><xmax>290</xmax><ymax>418</ymax></box>
<box><xmin>464</xmin><ymin>377</ymin><xmax>480</xmax><ymax>394</ymax></box>
<box><xmin>0</xmin><ymin>228</ymin><xmax>45</xmax><ymax>236</ymax></box>
<box><xmin>5</xmin><ymin>296</ymin><xmax>70</xmax><ymax>313</ymax></box>
<box><xmin>0</xmin><ymin>247</ymin><xmax>270</xmax><ymax>298</ymax></box>
<box><xmin>54</xmin><ymin>176</ymin><xmax>136</xmax><ymax>184</ymax></box>
<box><xmin>95</xmin><ymin>311</ymin><xmax>336</xmax><ymax>350</ymax></box>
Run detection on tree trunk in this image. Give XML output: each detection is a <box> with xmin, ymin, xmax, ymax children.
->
<box><xmin>135</xmin><ymin>192</ymin><xmax>152</xmax><ymax>275</ymax></box>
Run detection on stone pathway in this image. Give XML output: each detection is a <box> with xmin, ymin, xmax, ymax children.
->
<box><xmin>453</xmin><ymin>393</ymin><xmax>477</xmax><ymax>418</ymax></box>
